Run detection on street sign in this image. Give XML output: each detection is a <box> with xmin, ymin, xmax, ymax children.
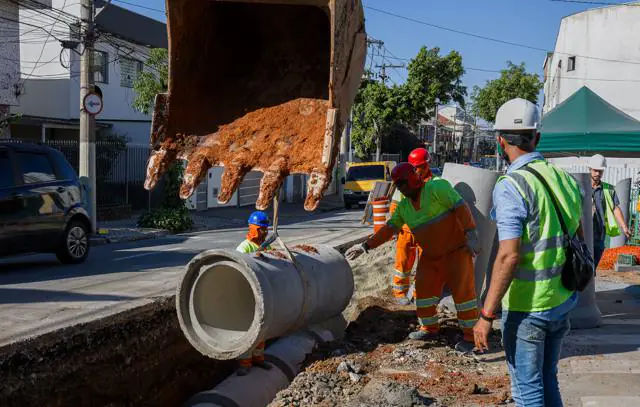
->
<box><xmin>83</xmin><ymin>92</ymin><xmax>103</xmax><ymax>116</ymax></box>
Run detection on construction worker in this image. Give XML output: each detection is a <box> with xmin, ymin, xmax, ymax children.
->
<box><xmin>346</xmin><ymin>163</ymin><xmax>481</xmax><ymax>351</ymax></box>
<box><xmin>589</xmin><ymin>154</ymin><xmax>631</xmax><ymax>267</ymax></box>
<box><xmin>235</xmin><ymin>211</ymin><xmax>272</xmax><ymax>375</ymax></box>
<box><xmin>390</xmin><ymin>148</ymin><xmax>433</xmax><ymax>305</ymax></box>
<box><xmin>473</xmin><ymin>98</ymin><xmax>583</xmax><ymax>407</ymax></box>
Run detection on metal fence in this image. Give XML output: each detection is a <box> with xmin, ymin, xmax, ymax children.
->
<box><xmin>10</xmin><ymin>139</ymin><xmax>155</xmax><ymax>211</ymax></box>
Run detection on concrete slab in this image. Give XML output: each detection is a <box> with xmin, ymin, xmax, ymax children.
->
<box><xmin>569</xmin><ymin>359</ymin><xmax>640</xmax><ymax>374</ymax></box>
<box><xmin>559</xmin><ymin>373</ymin><xmax>640</xmax><ymax>398</ymax></box>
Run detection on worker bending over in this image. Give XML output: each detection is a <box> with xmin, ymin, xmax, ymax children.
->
<box><xmin>390</xmin><ymin>148</ymin><xmax>433</xmax><ymax>305</ymax></box>
<box><xmin>235</xmin><ymin>211</ymin><xmax>273</xmax><ymax>375</ymax></box>
<box><xmin>347</xmin><ymin>164</ymin><xmax>480</xmax><ymax>351</ymax></box>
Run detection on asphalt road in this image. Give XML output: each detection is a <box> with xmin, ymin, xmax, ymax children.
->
<box><xmin>0</xmin><ymin>209</ymin><xmax>369</xmax><ymax>346</ymax></box>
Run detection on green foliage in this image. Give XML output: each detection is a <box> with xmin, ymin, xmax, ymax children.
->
<box><xmin>470</xmin><ymin>62</ymin><xmax>543</xmax><ymax>123</ymax></box>
<box><xmin>132</xmin><ymin>48</ymin><xmax>168</xmax><ymax>115</ymax></box>
<box><xmin>351</xmin><ymin>47</ymin><xmax>467</xmax><ymax>158</ymax></box>
<box><xmin>138</xmin><ymin>161</ymin><xmax>193</xmax><ymax>233</ymax></box>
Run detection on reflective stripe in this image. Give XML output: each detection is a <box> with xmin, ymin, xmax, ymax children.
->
<box><xmin>393</xmin><ymin>285</ymin><xmax>410</xmax><ymax>292</ymax></box>
<box><xmin>416</xmin><ymin>297</ymin><xmax>439</xmax><ymax>308</ymax></box>
<box><xmin>373</xmin><ymin>204</ymin><xmax>390</xmax><ymax>209</ymax></box>
<box><xmin>505</xmin><ymin>172</ymin><xmax>541</xmax><ymax>242</ymax></box>
<box><xmin>418</xmin><ymin>316</ymin><xmax>439</xmax><ymax>326</ymax></box>
<box><xmin>520</xmin><ymin>235</ymin><xmax>566</xmax><ymax>253</ymax></box>
<box><xmin>374</xmin><ymin>221</ymin><xmax>386</xmax><ymax>225</ymax></box>
<box><xmin>458</xmin><ymin>318</ymin><xmax>477</xmax><ymax>329</ymax></box>
<box><xmin>393</xmin><ymin>270</ymin><xmax>410</xmax><ymax>278</ymax></box>
<box><xmin>513</xmin><ymin>265</ymin><xmax>564</xmax><ymax>281</ymax></box>
<box><xmin>455</xmin><ymin>299</ymin><xmax>477</xmax><ymax>312</ymax></box>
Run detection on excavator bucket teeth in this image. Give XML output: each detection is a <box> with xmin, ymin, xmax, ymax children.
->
<box><xmin>145</xmin><ymin>0</ymin><xmax>366</xmax><ymax>211</ymax></box>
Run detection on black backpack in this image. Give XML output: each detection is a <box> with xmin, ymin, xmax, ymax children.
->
<box><xmin>522</xmin><ymin>166</ymin><xmax>594</xmax><ymax>292</ymax></box>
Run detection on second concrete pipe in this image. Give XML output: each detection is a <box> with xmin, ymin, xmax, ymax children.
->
<box><xmin>176</xmin><ymin>245</ymin><xmax>354</xmax><ymax>360</ymax></box>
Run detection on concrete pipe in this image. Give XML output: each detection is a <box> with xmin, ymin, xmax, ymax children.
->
<box><xmin>442</xmin><ymin>163</ymin><xmax>500</xmax><ymax>304</ymax></box>
<box><xmin>610</xmin><ymin>178</ymin><xmax>631</xmax><ymax>248</ymax></box>
<box><xmin>569</xmin><ymin>172</ymin><xmax>602</xmax><ymax>329</ymax></box>
<box><xmin>176</xmin><ymin>245</ymin><xmax>353</xmax><ymax>360</ymax></box>
<box><xmin>184</xmin><ymin>326</ymin><xmax>335</xmax><ymax>407</ymax></box>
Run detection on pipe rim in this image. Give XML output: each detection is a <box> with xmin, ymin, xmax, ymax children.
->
<box><xmin>176</xmin><ymin>250</ymin><xmax>266</xmax><ymax>360</ymax></box>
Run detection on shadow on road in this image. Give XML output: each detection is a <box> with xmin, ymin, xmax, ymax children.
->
<box><xmin>0</xmin><ymin>287</ymin><xmax>134</xmax><ymax>304</ymax></box>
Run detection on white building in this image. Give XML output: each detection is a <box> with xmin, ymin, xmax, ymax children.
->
<box><xmin>11</xmin><ymin>1</ymin><xmax>166</xmax><ymax>145</ymax></box>
<box><xmin>0</xmin><ymin>0</ymin><xmax>21</xmax><ymax>137</ymax></box>
<box><xmin>543</xmin><ymin>2</ymin><xmax>640</xmax><ymax>119</ymax></box>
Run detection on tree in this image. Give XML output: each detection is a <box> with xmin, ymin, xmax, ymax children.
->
<box><xmin>132</xmin><ymin>48</ymin><xmax>168</xmax><ymax>115</ymax></box>
<box><xmin>470</xmin><ymin>62</ymin><xmax>543</xmax><ymax>123</ymax></box>
<box><xmin>351</xmin><ymin>47</ymin><xmax>466</xmax><ymax>158</ymax></box>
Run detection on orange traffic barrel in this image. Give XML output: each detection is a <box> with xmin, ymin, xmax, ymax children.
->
<box><xmin>372</xmin><ymin>198</ymin><xmax>390</xmax><ymax>232</ymax></box>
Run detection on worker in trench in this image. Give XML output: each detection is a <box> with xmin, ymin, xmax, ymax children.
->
<box><xmin>346</xmin><ymin>163</ymin><xmax>481</xmax><ymax>351</ymax></box>
<box><xmin>235</xmin><ymin>211</ymin><xmax>273</xmax><ymax>375</ymax></box>
<box><xmin>390</xmin><ymin>148</ymin><xmax>434</xmax><ymax>305</ymax></box>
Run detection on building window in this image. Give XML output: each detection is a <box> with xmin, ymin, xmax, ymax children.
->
<box><xmin>93</xmin><ymin>51</ymin><xmax>109</xmax><ymax>84</ymax></box>
<box><xmin>119</xmin><ymin>57</ymin><xmax>143</xmax><ymax>88</ymax></box>
<box><xmin>568</xmin><ymin>56</ymin><xmax>576</xmax><ymax>72</ymax></box>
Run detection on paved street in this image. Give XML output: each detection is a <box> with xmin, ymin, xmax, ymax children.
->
<box><xmin>0</xmin><ymin>209</ymin><xmax>369</xmax><ymax>347</ymax></box>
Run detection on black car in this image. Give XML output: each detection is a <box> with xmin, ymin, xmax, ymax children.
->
<box><xmin>0</xmin><ymin>142</ymin><xmax>91</xmax><ymax>263</ymax></box>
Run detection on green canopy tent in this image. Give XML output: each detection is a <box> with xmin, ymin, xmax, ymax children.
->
<box><xmin>539</xmin><ymin>86</ymin><xmax>640</xmax><ymax>155</ymax></box>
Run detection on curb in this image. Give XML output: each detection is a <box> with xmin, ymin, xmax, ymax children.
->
<box><xmin>90</xmin><ymin>230</ymin><xmax>170</xmax><ymax>246</ymax></box>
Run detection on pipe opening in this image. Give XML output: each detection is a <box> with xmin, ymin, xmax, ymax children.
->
<box><xmin>192</xmin><ymin>263</ymin><xmax>257</xmax><ymax>346</ymax></box>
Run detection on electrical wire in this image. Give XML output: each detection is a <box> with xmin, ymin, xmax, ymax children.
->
<box><xmin>365</xmin><ymin>5</ymin><xmax>640</xmax><ymax>66</ymax></box>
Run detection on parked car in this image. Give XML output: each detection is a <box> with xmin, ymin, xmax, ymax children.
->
<box><xmin>342</xmin><ymin>161</ymin><xmax>397</xmax><ymax>209</ymax></box>
<box><xmin>0</xmin><ymin>142</ymin><xmax>91</xmax><ymax>264</ymax></box>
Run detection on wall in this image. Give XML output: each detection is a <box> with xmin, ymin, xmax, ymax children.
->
<box><xmin>104</xmin><ymin>120</ymin><xmax>151</xmax><ymax>145</ymax></box>
<box><xmin>0</xmin><ymin>0</ymin><xmax>20</xmax><ymax>106</ymax></box>
<box><xmin>543</xmin><ymin>5</ymin><xmax>640</xmax><ymax>120</ymax></box>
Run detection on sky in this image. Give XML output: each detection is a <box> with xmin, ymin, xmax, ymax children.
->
<box><xmin>111</xmin><ymin>0</ymin><xmax>622</xmax><ymax>103</ymax></box>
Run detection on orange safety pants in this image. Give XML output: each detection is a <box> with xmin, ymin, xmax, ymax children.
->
<box><xmin>238</xmin><ymin>341</ymin><xmax>265</xmax><ymax>368</ymax></box>
<box><xmin>414</xmin><ymin>248</ymin><xmax>478</xmax><ymax>342</ymax></box>
<box><xmin>393</xmin><ymin>226</ymin><xmax>420</xmax><ymax>299</ymax></box>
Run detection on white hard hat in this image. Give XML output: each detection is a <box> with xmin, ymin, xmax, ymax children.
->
<box><xmin>588</xmin><ymin>154</ymin><xmax>606</xmax><ymax>170</ymax></box>
<box><xmin>493</xmin><ymin>98</ymin><xmax>540</xmax><ymax>132</ymax></box>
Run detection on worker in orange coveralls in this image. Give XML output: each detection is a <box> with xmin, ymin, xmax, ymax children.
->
<box><xmin>235</xmin><ymin>211</ymin><xmax>273</xmax><ymax>375</ymax></box>
<box><xmin>390</xmin><ymin>148</ymin><xmax>433</xmax><ymax>305</ymax></box>
<box><xmin>346</xmin><ymin>163</ymin><xmax>481</xmax><ymax>352</ymax></box>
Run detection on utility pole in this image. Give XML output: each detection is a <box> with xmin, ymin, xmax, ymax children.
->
<box><xmin>433</xmin><ymin>104</ymin><xmax>438</xmax><ymax>167</ymax></box>
<box><xmin>79</xmin><ymin>0</ymin><xmax>96</xmax><ymax>233</ymax></box>
<box><xmin>372</xmin><ymin>61</ymin><xmax>404</xmax><ymax>162</ymax></box>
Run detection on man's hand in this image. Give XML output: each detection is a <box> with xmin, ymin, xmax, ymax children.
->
<box><xmin>623</xmin><ymin>226</ymin><xmax>632</xmax><ymax>239</ymax></box>
<box><xmin>345</xmin><ymin>243</ymin><xmax>367</xmax><ymax>261</ymax></box>
<box><xmin>473</xmin><ymin>318</ymin><xmax>492</xmax><ymax>352</ymax></box>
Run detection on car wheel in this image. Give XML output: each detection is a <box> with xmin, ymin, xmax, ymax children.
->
<box><xmin>56</xmin><ymin>220</ymin><xmax>90</xmax><ymax>264</ymax></box>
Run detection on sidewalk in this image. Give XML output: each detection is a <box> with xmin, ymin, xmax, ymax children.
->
<box><xmin>558</xmin><ymin>273</ymin><xmax>640</xmax><ymax>406</ymax></box>
<box><xmin>93</xmin><ymin>194</ymin><xmax>347</xmax><ymax>245</ymax></box>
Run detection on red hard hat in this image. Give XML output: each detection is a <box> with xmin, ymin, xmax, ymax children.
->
<box><xmin>408</xmin><ymin>148</ymin><xmax>430</xmax><ymax>167</ymax></box>
<box><xmin>391</xmin><ymin>163</ymin><xmax>422</xmax><ymax>189</ymax></box>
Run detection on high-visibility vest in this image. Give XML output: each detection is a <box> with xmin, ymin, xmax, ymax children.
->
<box><xmin>500</xmin><ymin>160</ymin><xmax>581</xmax><ymax>312</ymax></box>
<box><xmin>601</xmin><ymin>183</ymin><xmax>620</xmax><ymax>237</ymax></box>
<box><xmin>236</xmin><ymin>239</ymin><xmax>264</xmax><ymax>254</ymax></box>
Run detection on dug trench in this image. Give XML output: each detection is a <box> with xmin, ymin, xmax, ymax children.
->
<box><xmin>1</xmin><ymin>242</ymin><xmax>510</xmax><ymax>407</ymax></box>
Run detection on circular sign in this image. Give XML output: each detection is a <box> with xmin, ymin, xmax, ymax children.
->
<box><xmin>83</xmin><ymin>92</ymin><xmax>103</xmax><ymax>115</ymax></box>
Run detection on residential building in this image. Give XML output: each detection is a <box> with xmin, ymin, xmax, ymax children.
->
<box><xmin>0</xmin><ymin>0</ymin><xmax>21</xmax><ymax>137</ymax></box>
<box><xmin>11</xmin><ymin>1</ymin><xmax>166</xmax><ymax>145</ymax></box>
<box><xmin>543</xmin><ymin>2</ymin><xmax>640</xmax><ymax>119</ymax></box>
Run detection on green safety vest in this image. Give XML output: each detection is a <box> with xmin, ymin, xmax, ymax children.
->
<box><xmin>500</xmin><ymin>160</ymin><xmax>582</xmax><ymax>312</ymax></box>
<box><xmin>236</xmin><ymin>240</ymin><xmax>262</xmax><ymax>254</ymax></box>
<box><xmin>601</xmin><ymin>183</ymin><xmax>620</xmax><ymax>238</ymax></box>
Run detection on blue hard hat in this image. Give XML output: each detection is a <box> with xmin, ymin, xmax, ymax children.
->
<box><xmin>248</xmin><ymin>211</ymin><xmax>270</xmax><ymax>227</ymax></box>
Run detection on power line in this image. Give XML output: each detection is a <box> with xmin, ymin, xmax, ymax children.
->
<box><xmin>112</xmin><ymin>0</ymin><xmax>165</xmax><ymax>13</ymax></box>
<box><xmin>365</xmin><ymin>5</ymin><xmax>640</xmax><ymax>66</ymax></box>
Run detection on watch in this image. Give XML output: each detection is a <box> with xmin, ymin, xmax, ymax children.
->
<box><xmin>480</xmin><ymin>309</ymin><xmax>496</xmax><ymax>322</ymax></box>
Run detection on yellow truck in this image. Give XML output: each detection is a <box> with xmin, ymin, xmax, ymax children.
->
<box><xmin>342</xmin><ymin>161</ymin><xmax>396</xmax><ymax>208</ymax></box>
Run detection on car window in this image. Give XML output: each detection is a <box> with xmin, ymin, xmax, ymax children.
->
<box><xmin>51</xmin><ymin>150</ymin><xmax>77</xmax><ymax>180</ymax></box>
<box><xmin>16</xmin><ymin>152</ymin><xmax>57</xmax><ymax>184</ymax></box>
<box><xmin>0</xmin><ymin>150</ymin><xmax>14</xmax><ymax>189</ymax></box>
<box><xmin>346</xmin><ymin>165</ymin><xmax>385</xmax><ymax>182</ymax></box>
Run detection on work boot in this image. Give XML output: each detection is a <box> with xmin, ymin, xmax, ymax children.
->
<box><xmin>252</xmin><ymin>360</ymin><xmax>273</xmax><ymax>371</ymax></box>
<box><xmin>408</xmin><ymin>329</ymin><xmax>439</xmax><ymax>341</ymax></box>
<box><xmin>454</xmin><ymin>341</ymin><xmax>476</xmax><ymax>354</ymax></box>
<box><xmin>394</xmin><ymin>297</ymin><xmax>412</xmax><ymax>306</ymax></box>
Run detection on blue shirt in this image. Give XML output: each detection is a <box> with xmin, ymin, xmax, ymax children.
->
<box><xmin>491</xmin><ymin>152</ymin><xmax>577</xmax><ymax>320</ymax></box>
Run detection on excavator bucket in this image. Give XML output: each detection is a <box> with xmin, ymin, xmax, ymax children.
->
<box><xmin>145</xmin><ymin>0</ymin><xmax>366</xmax><ymax>211</ymax></box>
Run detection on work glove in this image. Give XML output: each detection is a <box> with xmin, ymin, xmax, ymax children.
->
<box><xmin>345</xmin><ymin>243</ymin><xmax>368</xmax><ymax>261</ymax></box>
<box><xmin>466</xmin><ymin>229</ymin><xmax>482</xmax><ymax>256</ymax></box>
